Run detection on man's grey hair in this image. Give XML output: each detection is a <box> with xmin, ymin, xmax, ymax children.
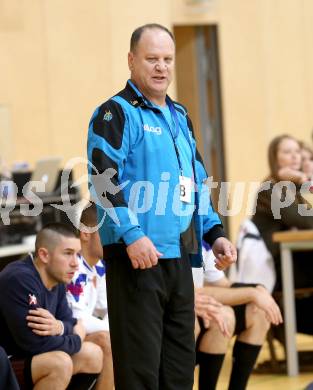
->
<box><xmin>130</xmin><ymin>23</ymin><xmax>175</xmax><ymax>52</ymax></box>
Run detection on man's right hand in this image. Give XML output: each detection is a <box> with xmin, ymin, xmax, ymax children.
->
<box><xmin>126</xmin><ymin>236</ymin><xmax>163</xmax><ymax>269</ymax></box>
<box><xmin>26</xmin><ymin>308</ymin><xmax>63</xmax><ymax>336</ymax></box>
<box><xmin>73</xmin><ymin>319</ymin><xmax>86</xmax><ymax>342</ymax></box>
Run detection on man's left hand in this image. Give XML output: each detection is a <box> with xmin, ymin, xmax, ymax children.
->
<box><xmin>26</xmin><ymin>308</ymin><xmax>63</xmax><ymax>336</ymax></box>
<box><xmin>211</xmin><ymin>237</ymin><xmax>237</xmax><ymax>271</ymax></box>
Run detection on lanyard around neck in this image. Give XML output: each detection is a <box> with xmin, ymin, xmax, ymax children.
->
<box><xmin>166</xmin><ymin>100</ymin><xmax>196</xmax><ymax>180</ymax></box>
<box><xmin>165</xmin><ymin>100</ymin><xmax>183</xmax><ymax>174</ymax></box>
<box><xmin>167</xmin><ymin>100</ymin><xmax>180</xmax><ymax>140</ymax></box>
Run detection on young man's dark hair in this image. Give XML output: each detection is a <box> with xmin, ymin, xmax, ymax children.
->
<box><xmin>130</xmin><ymin>23</ymin><xmax>175</xmax><ymax>52</ymax></box>
<box><xmin>38</xmin><ymin>222</ymin><xmax>79</xmax><ymax>238</ymax></box>
<box><xmin>35</xmin><ymin>222</ymin><xmax>79</xmax><ymax>257</ymax></box>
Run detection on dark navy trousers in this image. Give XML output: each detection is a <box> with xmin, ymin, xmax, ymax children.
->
<box><xmin>104</xmin><ymin>243</ymin><xmax>195</xmax><ymax>390</ymax></box>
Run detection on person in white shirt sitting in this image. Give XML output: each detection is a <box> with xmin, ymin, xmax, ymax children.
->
<box><xmin>193</xmin><ymin>243</ymin><xmax>283</xmax><ymax>390</ymax></box>
<box><xmin>66</xmin><ymin>203</ymin><xmax>113</xmax><ymax>390</ymax></box>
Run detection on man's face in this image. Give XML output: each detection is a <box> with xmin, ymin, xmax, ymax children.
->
<box><xmin>128</xmin><ymin>28</ymin><xmax>175</xmax><ymax>105</ymax></box>
<box><xmin>45</xmin><ymin>237</ymin><xmax>81</xmax><ymax>285</ymax></box>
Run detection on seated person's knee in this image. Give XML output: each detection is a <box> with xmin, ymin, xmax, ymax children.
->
<box><xmin>32</xmin><ymin>351</ymin><xmax>73</xmax><ymax>386</ymax></box>
<box><xmin>86</xmin><ymin>331</ymin><xmax>111</xmax><ymax>356</ymax></box>
<box><xmin>222</xmin><ymin>305</ymin><xmax>236</xmax><ymax>336</ymax></box>
<box><xmin>52</xmin><ymin>351</ymin><xmax>73</xmax><ymax>378</ymax></box>
<box><xmin>246</xmin><ymin>303</ymin><xmax>270</xmax><ymax>332</ymax></box>
<box><xmin>79</xmin><ymin>342</ymin><xmax>103</xmax><ymax>373</ymax></box>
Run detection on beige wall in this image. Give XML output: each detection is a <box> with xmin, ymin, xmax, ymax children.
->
<box><xmin>0</xmin><ymin>0</ymin><xmax>50</xmax><ymax>164</ymax></box>
<box><xmin>1</xmin><ymin>0</ymin><xmax>313</xmax><ymax>239</ymax></box>
<box><xmin>0</xmin><ymin>0</ymin><xmax>172</xmax><ymax>193</ymax></box>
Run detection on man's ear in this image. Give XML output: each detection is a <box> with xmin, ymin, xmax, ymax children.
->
<box><xmin>37</xmin><ymin>247</ymin><xmax>49</xmax><ymax>264</ymax></box>
<box><xmin>128</xmin><ymin>51</ymin><xmax>134</xmax><ymax>71</ymax></box>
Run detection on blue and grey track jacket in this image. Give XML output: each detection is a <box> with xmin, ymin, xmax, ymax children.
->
<box><xmin>87</xmin><ymin>80</ymin><xmax>226</xmax><ymax>267</ymax></box>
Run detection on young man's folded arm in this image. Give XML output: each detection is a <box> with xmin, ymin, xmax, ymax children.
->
<box><xmin>1</xmin><ymin>274</ymin><xmax>81</xmax><ymax>356</ymax></box>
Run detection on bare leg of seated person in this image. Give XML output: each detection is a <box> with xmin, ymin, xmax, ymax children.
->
<box><xmin>32</xmin><ymin>342</ymin><xmax>102</xmax><ymax>390</ymax></box>
<box><xmin>228</xmin><ymin>304</ymin><xmax>270</xmax><ymax>390</ymax></box>
<box><xmin>85</xmin><ymin>331</ymin><xmax>114</xmax><ymax>390</ymax></box>
<box><xmin>197</xmin><ymin>306</ymin><xmax>235</xmax><ymax>390</ymax></box>
<box><xmin>199</xmin><ymin>306</ymin><xmax>235</xmax><ymax>354</ymax></box>
<box><xmin>71</xmin><ymin>341</ymin><xmax>103</xmax><ymax>375</ymax></box>
<box><xmin>31</xmin><ymin>351</ymin><xmax>73</xmax><ymax>390</ymax></box>
<box><xmin>195</xmin><ymin>317</ymin><xmax>201</xmax><ymax>340</ymax></box>
<box><xmin>237</xmin><ymin>303</ymin><xmax>270</xmax><ymax>345</ymax></box>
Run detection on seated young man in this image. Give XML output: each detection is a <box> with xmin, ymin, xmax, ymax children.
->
<box><xmin>193</xmin><ymin>243</ymin><xmax>283</xmax><ymax>390</ymax></box>
<box><xmin>66</xmin><ymin>203</ymin><xmax>113</xmax><ymax>389</ymax></box>
<box><xmin>0</xmin><ymin>223</ymin><xmax>103</xmax><ymax>390</ymax></box>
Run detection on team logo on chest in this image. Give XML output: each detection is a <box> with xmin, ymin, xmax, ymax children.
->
<box><xmin>28</xmin><ymin>294</ymin><xmax>37</xmax><ymax>306</ymax></box>
<box><xmin>143</xmin><ymin>124</ymin><xmax>162</xmax><ymax>135</ymax></box>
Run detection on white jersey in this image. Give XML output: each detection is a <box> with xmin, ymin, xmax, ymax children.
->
<box><xmin>192</xmin><ymin>246</ymin><xmax>225</xmax><ymax>288</ymax></box>
<box><xmin>66</xmin><ymin>255</ymin><xmax>109</xmax><ymax>334</ymax></box>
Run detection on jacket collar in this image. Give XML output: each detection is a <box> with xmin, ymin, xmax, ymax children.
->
<box><xmin>117</xmin><ymin>79</ymin><xmax>174</xmax><ymax>112</ymax></box>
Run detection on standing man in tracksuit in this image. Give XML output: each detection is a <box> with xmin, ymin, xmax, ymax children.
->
<box><xmin>87</xmin><ymin>23</ymin><xmax>237</xmax><ymax>390</ymax></box>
